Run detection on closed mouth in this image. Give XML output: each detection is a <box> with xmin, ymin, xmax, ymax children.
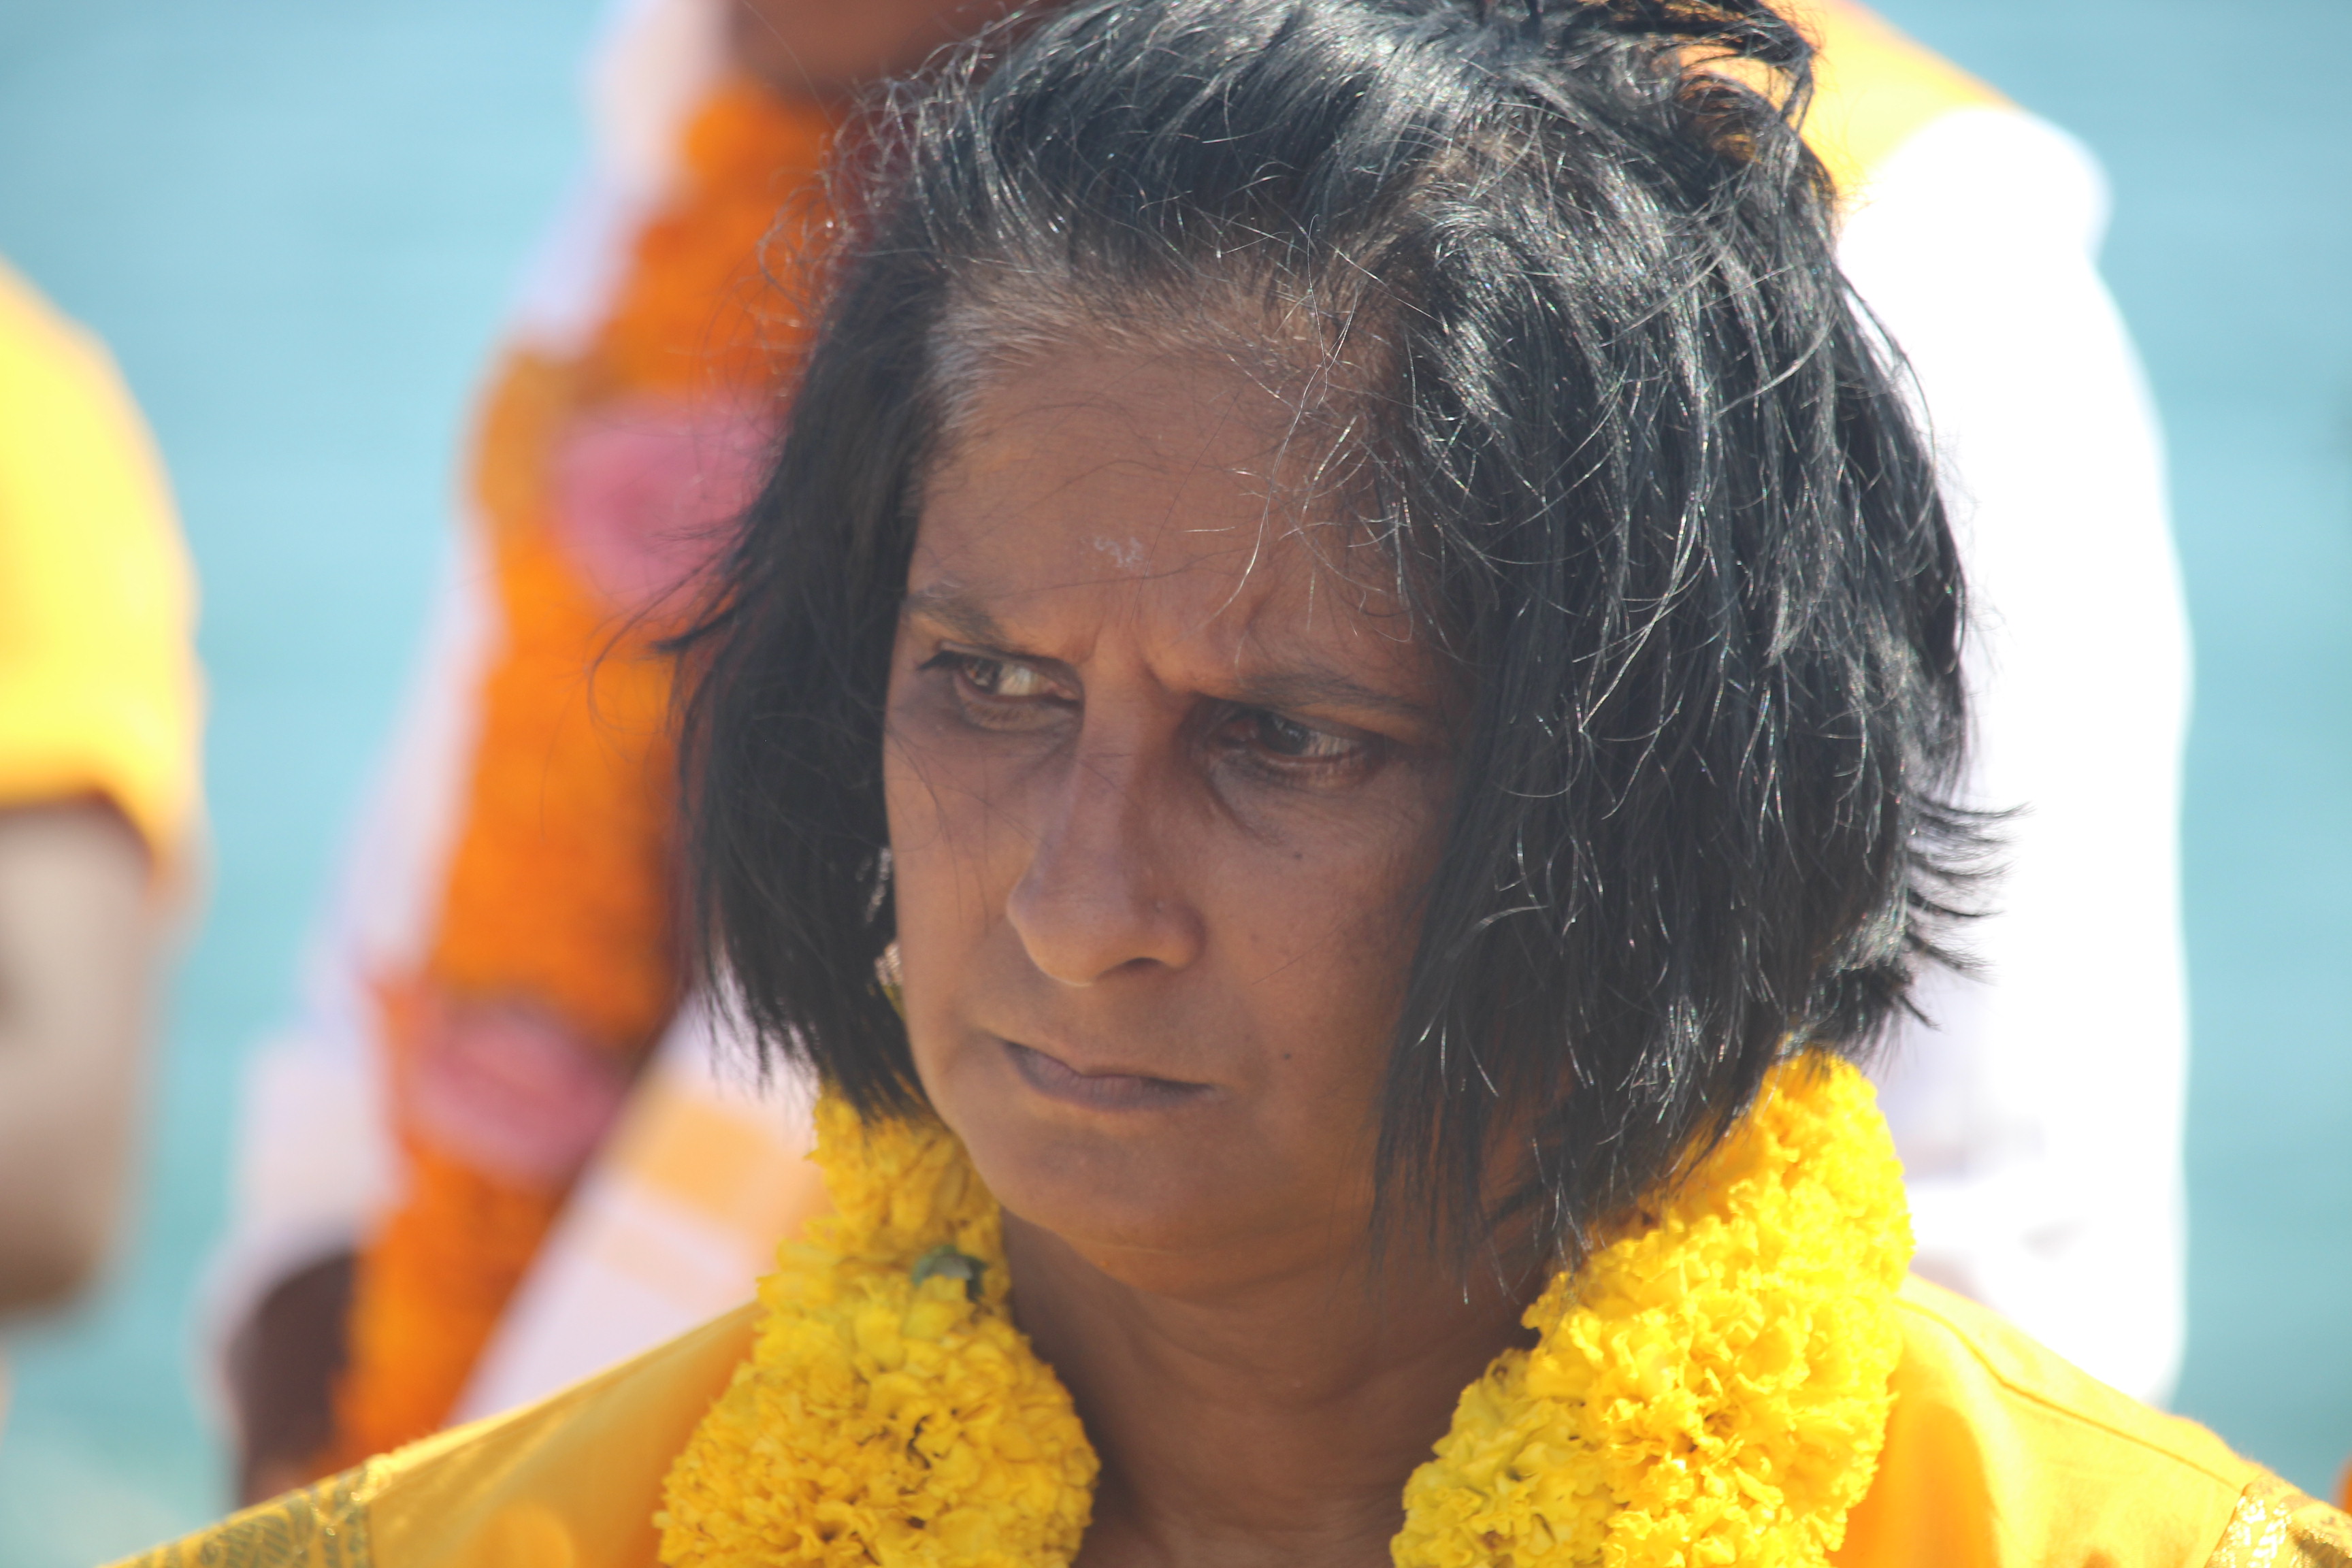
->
<box><xmin>1000</xmin><ymin>1039</ymin><xmax>1213</xmax><ymax>1111</ymax></box>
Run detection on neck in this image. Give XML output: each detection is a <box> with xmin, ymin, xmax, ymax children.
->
<box><xmin>1002</xmin><ymin>1213</ymin><xmax>1538</xmax><ymax>1568</ymax></box>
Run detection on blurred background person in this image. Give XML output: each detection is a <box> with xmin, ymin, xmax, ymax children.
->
<box><xmin>207</xmin><ymin>0</ymin><xmax>2193</xmax><ymax>1507</ymax></box>
<box><xmin>0</xmin><ymin>258</ymin><xmax>202</xmax><ymax>1348</ymax></box>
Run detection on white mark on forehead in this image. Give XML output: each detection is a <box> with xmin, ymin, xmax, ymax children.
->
<box><xmin>1090</xmin><ymin>536</ymin><xmax>1149</xmax><ymax>573</ymax></box>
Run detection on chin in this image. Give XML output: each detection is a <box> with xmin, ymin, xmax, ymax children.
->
<box><xmin>914</xmin><ymin>1026</ymin><xmax>1348</xmax><ymax>1292</ymax></box>
<box><xmin>971</xmin><ymin>1113</ymin><xmax>1213</xmax><ymax>1246</ymax></box>
<box><xmin>942</xmin><ymin>1116</ymin><xmax>1249</xmax><ymax>1289</ymax></box>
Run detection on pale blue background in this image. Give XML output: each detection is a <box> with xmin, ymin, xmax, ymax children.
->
<box><xmin>0</xmin><ymin>2</ymin><xmax>2345</xmax><ymax>1563</ymax></box>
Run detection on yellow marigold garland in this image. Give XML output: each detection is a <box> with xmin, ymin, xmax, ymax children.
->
<box><xmin>657</xmin><ymin>1056</ymin><xmax>1908</xmax><ymax>1567</ymax></box>
<box><xmin>657</xmin><ymin>1094</ymin><xmax>1098</xmax><ymax>1567</ymax></box>
<box><xmin>1394</xmin><ymin>1056</ymin><xmax>1910</xmax><ymax>1567</ymax></box>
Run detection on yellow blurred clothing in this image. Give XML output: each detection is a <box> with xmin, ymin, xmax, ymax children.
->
<box><xmin>0</xmin><ymin>258</ymin><xmax>201</xmax><ymax>865</ymax></box>
<box><xmin>1844</xmin><ymin>1284</ymin><xmax>2349</xmax><ymax>1566</ymax></box>
<box><xmin>116</xmin><ymin>1279</ymin><xmax>2352</xmax><ymax>1568</ymax></box>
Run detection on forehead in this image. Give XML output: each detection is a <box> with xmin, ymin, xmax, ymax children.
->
<box><xmin>913</xmin><ymin>348</ymin><xmax>1413</xmax><ymax>665</ymax></box>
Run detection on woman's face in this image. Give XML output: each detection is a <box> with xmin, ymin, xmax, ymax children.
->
<box><xmin>883</xmin><ymin>350</ymin><xmax>1456</xmax><ymax>1296</ymax></box>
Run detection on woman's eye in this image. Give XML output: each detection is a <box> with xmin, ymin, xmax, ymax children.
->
<box><xmin>1236</xmin><ymin>710</ymin><xmax>1363</xmax><ymax>766</ymax></box>
<box><xmin>955</xmin><ymin>653</ymin><xmax>1051</xmax><ymax>699</ymax></box>
<box><xmin>919</xmin><ymin>649</ymin><xmax>1068</xmax><ymax>729</ymax></box>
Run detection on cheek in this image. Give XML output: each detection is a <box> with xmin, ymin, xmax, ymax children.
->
<box><xmin>880</xmin><ymin>677</ymin><xmax>1024</xmax><ymax>1049</ymax></box>
<box><xmin>1204</xmin><ymin>779</ymin><xmax>1448</xmax><ymax>1083</ymax></box>
<box><xmin>881</xmin><ymin>688</ymin><xmax>964</xmax><ymax>973</ymax></box>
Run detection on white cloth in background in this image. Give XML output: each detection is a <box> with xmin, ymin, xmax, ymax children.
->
<box><xmin>451</xmin><ymin>997</ymin><xmax>816</xmax><ymax>1424</ymax></box>
<box><xmin>1845</xmin><ymin>106</ymin><xmax>2191</xmax><ymax>1406</ymax></box>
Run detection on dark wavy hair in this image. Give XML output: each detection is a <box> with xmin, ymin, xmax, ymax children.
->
<box><xmin>679</xmin><ymin>0</ymin><xmax>1981</xmax><ymax>1268</ymax></box>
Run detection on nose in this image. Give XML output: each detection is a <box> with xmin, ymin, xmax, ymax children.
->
<box><xmin>1004</xmin><ymin>731</ymin><xmax>1204</xmax><ymax>986</ymax></box>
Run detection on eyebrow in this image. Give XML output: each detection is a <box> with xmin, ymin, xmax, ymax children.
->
<box><xmin>1225</xmin><ymin>670</ymin><xmax>1437</xmax><ymax>725</ymax></box>
<box><xmin>902</xmin><ymin>584</ymin><xmax>1010</xmax><ymax>649</ymax></box>
<box><xmin>901</xmin><ymin>583</ymin><xmax>1439</xmax><ymax>725</ymax></box>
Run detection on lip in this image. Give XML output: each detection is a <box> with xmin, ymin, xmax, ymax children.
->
<box><xmin>1000</xmin><ymin>1039</ymin><xmax>1213</xmax><ymax>1112</ymax></box>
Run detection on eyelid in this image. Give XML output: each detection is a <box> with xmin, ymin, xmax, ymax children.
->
<box><xmin>1234</xmin><ymin>702</ymin><xmax>1371</xmax><ymax>744</ymax></box>
<box><xmin>917</xmin><ymin>628</ymin><xmax>1407</xmax><ymax>757</ymax></box>
<box><xmin>1220</xmin><ymin>706</ymin><xmax>1379</xmax><ymax>770</ymax></box>
<box><xmin>931</xmin><ymin>642</ymin><xmax>1077</xmax><ymax>700</ymax></box>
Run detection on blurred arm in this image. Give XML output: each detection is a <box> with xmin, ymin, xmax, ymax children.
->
<box><xmin>0</xmin><ymin>802</ymin><xmax>155</xmax><ymax>1311</ymax></box>
<box><xmin>226</xmin><ymin>1250</ymin><xmax>355</xmax><ymax>1503</ymax></box>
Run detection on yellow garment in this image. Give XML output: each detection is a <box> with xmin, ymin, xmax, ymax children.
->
<box><xmin>0</xmin><ymin>259</ymin><xmax>201</xmax><ymax>866</ymax></box>
<box><xmin>1838</xmin><ymin>1282</ymin><xmax>2351</xmax><ymax>1566</ymax></box>
<box><xmin>127</xmin><ymin>1065</ymin><xmax>2342</xmax><ymax>1568</ymax></box>
<box><xmin>113</xmin><ymin>1277</ymin><xmax>2352</xmax><ymax>1568</ymax></box>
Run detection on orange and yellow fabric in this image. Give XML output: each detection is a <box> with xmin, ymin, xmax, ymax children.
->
<box><xmin>0</xmin><ymin>257</ymin><xmax>201</xmax><ymax>868</ymax></box>
<box><xmin>1842</xmin><ymin>1284</ymin><xmax>2348</xmax><ymax>1567</ymax></box>
<box><xmin>122</xmin><ymin>1043</ymin><xmax>2352</xmax><ymax>1563</ymax></box>
<box><xmin>112</xmin><ymin>1280</ymin><xmax>2352</xmax><ymax>1568</ymax></box>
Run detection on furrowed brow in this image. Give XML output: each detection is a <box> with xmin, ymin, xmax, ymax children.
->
<box><xmin>901</xmin><ymin>584</ymin><xmax>1013</xmax><ymax>649</ymax></box>
<box><xmin>904</xmin><ymin>584</ymin><xmax>1434</xmax><ymax>725</ymax></box>
<box><xmin>1230</xmin><ymin>669</ymin><xmax>1434</xmax><ymax>725</ymax></box>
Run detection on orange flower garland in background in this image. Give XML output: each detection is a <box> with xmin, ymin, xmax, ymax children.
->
<box><xmin>593</xmin><ymin>77</ymin><xmax>834</xmax><ymax>398</ymax></box>
<box><xmin>324</xmin><ymin>78</ymin><xmax>838</xmax><ymax>1470</ymax></box>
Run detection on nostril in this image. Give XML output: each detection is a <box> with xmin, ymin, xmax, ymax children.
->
<box><xmin>1006</xmin><ymin>850</ymin><xmax>1202</xmax><ymax>986</ymax></box>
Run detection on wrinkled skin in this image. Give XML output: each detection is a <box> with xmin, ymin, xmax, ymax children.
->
<box><xmin>887</xmin><ymin>350</ymin><xmax>1455</xmax><ymax>1287</ymax></box>
<box><xmin>885</xmin><ymin>349</ymin><xmax>1532</xmax><ymax>1568</ymax></box>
